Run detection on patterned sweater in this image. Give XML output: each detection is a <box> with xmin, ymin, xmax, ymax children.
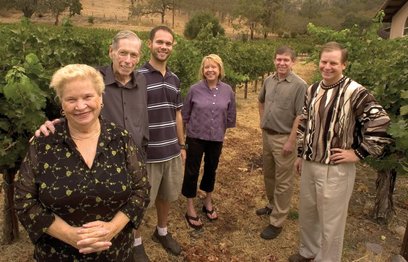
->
<box><xmin>297</xmin><ymin>76</ymin><xmax>392</xmax><ymax>165</ymax></box>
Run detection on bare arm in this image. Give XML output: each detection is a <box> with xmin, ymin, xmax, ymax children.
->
<box><xmin>294</xmin><ymin>157</ymin><xmax>303</xmax><ymax>175</ymax></box>
<box><xmin>176</xmin><ymin>109</ymin><xmax>186</xmax><ymax>161</ymax></box>
<box><xmin>282</xmin><ymin>115</ymin><xmax>301</xmax><ymax>157</ymax></box>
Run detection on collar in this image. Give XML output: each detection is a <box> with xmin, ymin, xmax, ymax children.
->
<box><xmin>272</xmin><ymin>71</ymin><xmax>295</xmax><ymax>82</ymax></box>
<box><xmin>203</xmin><ymin>79</ymin><xmax>221</xmax><ymax>89</ymax></box>
<box><xmin>100</xmin><ymin>65</ymin><xmax>137</xmax><ymax>89</ymax></box>
<box><xmin>321</xmin><ymin>75</ymin><xmax>347</xmax><ymax>90</ymax></box>
<box><xmin>142</xmin><ymin>62</ymin><xmax>172</xmax><ymax>77</ymax></box>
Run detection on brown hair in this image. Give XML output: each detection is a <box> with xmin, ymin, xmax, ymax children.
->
<box><xmin>149</xmin><ymin>25</ymin><xmax>174</xmax><ymax>42</ymax></box>
<box><xmin>275</xmin><ymin>46</ymin><xmax>296</xmax><ymax>61</ymax></box>
<box><xmin>320</xmin><ymin>41</ymin><xmax>348</xmax><ymax>63</ymax></box>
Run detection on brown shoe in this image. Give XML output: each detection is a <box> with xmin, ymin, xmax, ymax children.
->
<box><xmin>152</xmin><ymin>229</ymin><xmax>182</xmax><ymax>256</ymax></box>
<box><xmin>260</xmin><ymin>224</ymin><xmax>282</xmax><ymax>240</ymax></box>
<box><xmin>132</xmin><ymin>244</ymin><xmax>150</xmax><ymax>262</ymax></box>
<box><xmin>256</xmin><ymin>206</ymin><xmax>272</xmax><ymax>216</ymax></box>
<box><xmin>288</xmin><ymin>253</ymin><xmax>314</xmax><ymax>262</ymax></box>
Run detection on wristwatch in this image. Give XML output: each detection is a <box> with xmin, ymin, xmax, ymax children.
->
<box><xmin>179</xmin><ymin>143</ymin><xmax>188</xmax><ymax>150</ymax></box>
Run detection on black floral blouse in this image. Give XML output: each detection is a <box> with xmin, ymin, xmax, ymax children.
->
<box><xmin>14</xmin><ymin>118</ymin><xmax>150</xmax><ymax>262</ymax></box>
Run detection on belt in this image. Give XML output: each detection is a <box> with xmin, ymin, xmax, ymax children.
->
<box><xmin>264</xmin><ymin>129</ymin><xmax>289</xmax><ymax>135</ymax></box>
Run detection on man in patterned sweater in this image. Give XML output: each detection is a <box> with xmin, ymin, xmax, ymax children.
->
<box><xmin>289</xmin><ymin>42</ymin><xmax>392</xmax><ymax>262</ymax></box>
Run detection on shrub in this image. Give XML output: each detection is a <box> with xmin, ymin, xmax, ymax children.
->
<box><xmin>88</xmin><ymin>16</ymin><xmax>95</xmax><ymax>24</ymax></box>
<box><xmin>183</xmin><ymin>12</ymin><xmax>225</xmax><ymax>40</ymax></box>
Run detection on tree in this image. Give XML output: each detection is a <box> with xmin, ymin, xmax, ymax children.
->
<box><xmin>130</xmin><ymin>0</ymin><xmax>174</xmax><ymax>24</ymax></box>
<box><xmin>184</xmin><ymin>12</ymin><xmax>225</xmax><ymax>40</ymax></box>
<box><xmin>43</xmin><ymin>0</ymin><xmax>82</xmax><ymax>25</ymax></box>
<box><xmin>233</xmin><ymin>0</ymin><xmax>290</xmax><ymax>39</ymax></box>
<box><xmin>0</xmin><ymin>21</ymin><xmax>49</xmax><ymax>243</ymax></box>
<box><xmin>299</xmin><ymin>0</ymin><xmax>324</xmax><ymax>19</ymax></box>
<box><xmin>233</xmin><ymin>0</ymin><xmax>264</xmax><ymax>39</ymax></box>
<box><xmin>2</xmin><ymin>0</ymin><xmax>40</xmax><ymax>18</ymax></box>
<box><xmin>259</xmin><ymin>0</ymin><xmax>286</xmax><ymax>38</ymax></box>
<box><xmin>0</xmin><ymin>0</ymin><xmax>81</xmax><ymax>21</ymax></box>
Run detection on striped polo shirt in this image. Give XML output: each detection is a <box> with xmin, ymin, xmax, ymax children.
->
<box><xmin>138</xmin><ymin>62</ymin><xmax>183</xmax><ymax>163</ymax></box>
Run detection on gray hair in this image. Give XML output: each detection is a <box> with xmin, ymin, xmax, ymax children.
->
<box><xmin>111</xmin><ymin>30</ymin><xmax>142</xmax><ymax>50</ymax></box>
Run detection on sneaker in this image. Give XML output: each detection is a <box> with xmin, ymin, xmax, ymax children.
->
<box><xmin>288</xmin><ymin>253</ymin><xmax>314</xmax><ymax>262</ymax></box>
<box><xmin>256</xmin><ymin>206</ymin><xmax>272</xmax><ymax>216</ymax></box>
<box><xmin>152</xmin><ymin>229</ymin><xmax>182</xmax><ymax>256</ymax></box>
<box><xmin>132</xmin><ymin>244</ymin><xmax>150</xmax><ymax>262</ymax></box>
<box><xmin>260</xmin><ymin>224</ymin><xmax>282</xmax><ymax>240</ymax></box>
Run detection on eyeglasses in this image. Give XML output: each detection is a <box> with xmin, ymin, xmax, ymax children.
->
<box><xmin>117</xmin><ymin>50</ymin><xmax>139</xmax><ymax>60</ymax></box>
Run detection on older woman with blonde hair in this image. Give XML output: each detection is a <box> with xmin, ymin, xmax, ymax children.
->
<box><xmin>15</xmin><ymin>64</ymin><xmax>150</xmax><ymax>261</ymax></box>
<box><xmin>181</xmin><ymin>54</ymin><xmax>236</xmax><ymax>229</ymax></box>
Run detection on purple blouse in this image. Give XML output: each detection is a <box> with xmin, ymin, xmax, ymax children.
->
<box><xmin>182</xmin><ymin>80</ymin><xmax>236</xmax><ymax>142</ymax></box>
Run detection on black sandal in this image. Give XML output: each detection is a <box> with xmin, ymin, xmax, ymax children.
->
<box><xmin>184</xmin><ymin>213</ymin><xmax>203</xmax><ymax>230</ymax></box>
<box><xmin>202</xmin><ymin>205</ymin><xmax>218</xmax><ymax>221</ymax></box>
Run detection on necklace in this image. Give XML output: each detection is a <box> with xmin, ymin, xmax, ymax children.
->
<box><xmin>70</xmin><ymin>128</ymin><xmax>101</xmax><ymax>141</ymax></box>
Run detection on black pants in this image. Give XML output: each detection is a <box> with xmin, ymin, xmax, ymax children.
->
<box><xmin>181</xmin><ymin>137</ymin><xmax>223</xmax><ymax>198</ymax></box>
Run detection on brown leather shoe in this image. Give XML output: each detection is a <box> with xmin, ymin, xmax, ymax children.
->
<box><xmin>260</xmin><ymin>224</ymin><xmax>282</xmax><ymax>240</ymax></box>
<box><xmin>132</xmin><ymin>244</ymin><xmax>150</xmax><ymax>262</ymax></box>
<box><xmin>256</xmin><ymin>206</ymin><xmax>272</xmax><ymax>216</ymax></box>
<box><xmin>288</xmin><ymin>253</ymin><xmax>314</xmax><ymax>262</ymax></box>
<box><xmin>152</xmin><ymin>229</ymin><xmax>182</xmax><ymax>256</ymax></box>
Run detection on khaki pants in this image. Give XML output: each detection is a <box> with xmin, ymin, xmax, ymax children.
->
<box><xmin>298</xmin><ymin>161</ymin><xmax>356</xmax><ymax>262</ymax></box>
<box><xmin>262</xmin><ymin>131</ymin><xmax>296</xmax><ymax>227</ymax></box>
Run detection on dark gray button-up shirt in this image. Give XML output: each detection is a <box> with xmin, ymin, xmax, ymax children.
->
<box><xmin>99</xmin><ymin>65</ymin><xmax>149</xmax><ymax>151</ymax></box>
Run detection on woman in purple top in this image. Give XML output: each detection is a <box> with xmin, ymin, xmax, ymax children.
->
<box><xmin>181</xmin><ymin>54</ymin><xmax>236</xmax><ymax>229</ymax></box>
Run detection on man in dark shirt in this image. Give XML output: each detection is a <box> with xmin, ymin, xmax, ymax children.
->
<box><xmin>35</xmin><ymin>30</ymin><xmax>150</xmax><ymax>261</ymax></box>
<box><xmin>99</xmin><ymin>30</ymin><xmax>148</xmax><ymax>152</ymax></box>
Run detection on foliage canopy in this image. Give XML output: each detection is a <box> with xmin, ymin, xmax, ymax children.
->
<box><xmin>183</xmin><ymin>12</ymin><xmax>225</xmax><ymax>40</ymax></box>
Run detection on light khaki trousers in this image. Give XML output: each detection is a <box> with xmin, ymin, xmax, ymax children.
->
<box><xmin>262</xmin><ymin>132</ymin><xmax>296</xmax><ymax>227</ymax></box>
<box><xmin>298</xmin><ymin>160</ymin><xmax>356</xmax><ymax>262</ymax></box>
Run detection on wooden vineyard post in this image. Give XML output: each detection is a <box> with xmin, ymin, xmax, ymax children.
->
<box><xmin>401</xmin><ymin>219</ymin><xmax>408</xmax><ymax>260</ymax></box>
<box><xmin>2</xmin><ymin>169</ymin><xmax>19</xmax><ymax>244</ymax></box>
